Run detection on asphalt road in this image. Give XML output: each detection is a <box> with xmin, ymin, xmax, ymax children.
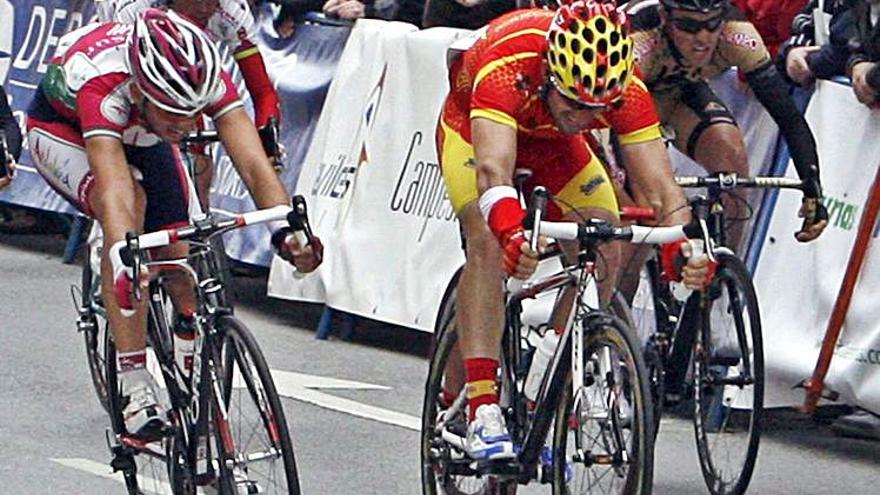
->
<box><xmin>1</xmin><ymin>232</ymin><xmax>877</xmax><ymax>494</ymax></box>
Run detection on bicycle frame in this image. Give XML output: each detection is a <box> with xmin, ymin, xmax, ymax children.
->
<box><xmin>502</xmin><ymin>247</ymin><xmax>597</xmax><ymax>479</ymax></box>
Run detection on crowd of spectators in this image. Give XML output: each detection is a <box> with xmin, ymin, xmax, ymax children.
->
<box><xmin>263</xmin><ymin>0</ymin><xmax>880</xmax><ymax>110</ymax></box>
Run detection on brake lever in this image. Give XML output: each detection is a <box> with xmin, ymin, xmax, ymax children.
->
<box><xmin>125</xmin><ymin>231</ymin><xmax>142</xmax><ymax>303</ymax></box>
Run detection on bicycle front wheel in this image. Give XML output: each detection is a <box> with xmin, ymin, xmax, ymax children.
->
<box><xmin>80</xmin><ymin>259</ymin><xmax>110</xmax><ymax>412</ymax></box>
<box><xmin>692</xmin><ymin>253</ymin><xmax>763</xmax><ymax>495</ymax></box>
<box><xmin>215</xmin><ymin>315</ymin><xmax>300</xmax><ymax>494</ymax></box>
<box><xmin>552</xmin><ymin>313</ymin><xmax>654</xmax><ymax>495</ymax></box>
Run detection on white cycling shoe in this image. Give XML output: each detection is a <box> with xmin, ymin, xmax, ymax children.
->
<box><xmin>122</xmin><ymin>378</ymin><xmax>167</xmax><ymax>438</ymax></box>
<box><xmin>465</xmin><ymin>404</ymin><xmax>516</xmax><ymax>461</ymax></box>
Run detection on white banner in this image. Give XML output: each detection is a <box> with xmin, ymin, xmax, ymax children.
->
<box><xmin>754</xmin><ymin>80</ymin><xmax>880</xmax><ymax>412</ymax></box>
<box><xmin>267</xmin><ymin>21</ymin><xmax>470</xmax><ymax>331</ymax></box>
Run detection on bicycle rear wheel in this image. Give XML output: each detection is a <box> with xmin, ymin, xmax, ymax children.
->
<box><xmin>80</xmin><ymin>259</ymin><xmax>110</xmax><ymax>413</ymax></box>
<box><xmin>692</xmin><ymin>253</ymin><xmax>763</xmax><ymax>495</ymax></box>
<box><xmin>216</xmin><ymin>315</ymin><xmax>300</xmax><ymax>494</ymax></box>
<box><xmin>421</xmin><ymin>269</ymin><xmax>516</xmax><ymax>495</ymax></box>
<box><xmin>552</xmin><ymin>313</ymin><xmax>654</xmax><ymax>495</ymax></box>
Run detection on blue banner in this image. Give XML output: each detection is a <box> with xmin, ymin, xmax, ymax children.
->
<box><xmin>0</xmin><ymin>0</ymin><xmax>96</xmax><ymax>214</ymax></box>
<box><xmin>212</xmin><ymin>15</ymin><xmax>351</xmax><ymax>266</ymax></box>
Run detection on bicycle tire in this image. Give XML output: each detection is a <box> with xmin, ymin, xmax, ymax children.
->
<box><xmin>552</xmin><ymin>312</ymin><xmax>654</xmax><ymax>495</ymax></box>
<box><xmin>80</xmin><ymin>259</ymin><xmax>110</xmax><ymax>413</ymax></box>
<box><xmin>421</xmin><ymin>268</ymin><xmax>516</xmax><ymax>495</ymax></box>
<box><xmin>215</xmin><ymin>315</ymin><xmax>301</xmax><ymax>495</ymax></box>
<box><xmin>692</xmin><ymin>253</ymin><xmax>763</xmax><ymax>495</ymax></box>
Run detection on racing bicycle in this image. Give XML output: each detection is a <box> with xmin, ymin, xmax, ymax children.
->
<box><xmin>634</xmin><ymin>173</ymin><xmax>806</xmax><ymax>495</ymax></box>
<box><xmin>422</xmin><ymin>186</ymin><xmax>708</xmax><ymax>495</ymax></box>
<box><xmin>72</xmin><ymin>198</ymin><xmax>316</xmax><ymax>494</ymax></box>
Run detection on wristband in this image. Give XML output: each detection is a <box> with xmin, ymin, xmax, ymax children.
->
<box><xmin>479</xmin><ymin>186</ymin><xmax>525</xmax><ymax>240</ymax></box>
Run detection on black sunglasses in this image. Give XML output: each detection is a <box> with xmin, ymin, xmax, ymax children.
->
<box><xmin>669</xmin><ymin>14</ymin><xmax>724</xmax><ymax>34</ymax></box>
<box><xmin>548</xmin><ymin>77</ymin><xmax>609</xmax><ymax>111</ymax></box>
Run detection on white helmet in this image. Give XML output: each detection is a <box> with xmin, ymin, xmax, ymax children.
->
<box><xmin>127</xmin><ymin>8</ymin><xmax>223</xmax><ymax>116</ymax></box>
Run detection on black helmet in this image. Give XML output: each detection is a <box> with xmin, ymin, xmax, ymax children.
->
<box><xmin>659</xmin><ymin>0</ymin><xmax>728</xmax><ymax>13</ymax></box>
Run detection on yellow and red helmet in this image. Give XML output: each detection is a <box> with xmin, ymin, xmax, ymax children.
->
<box><xmin>546</xmin><ymin>0</ymin><xmax>634</xmax><ymax>107</ymax></box>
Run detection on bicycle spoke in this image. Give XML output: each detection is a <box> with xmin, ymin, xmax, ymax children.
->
<box><xmin>554</xmin><ymin>317</ymin><xmax>652</xmax><ymax>495</ymax></box>
<box><xmin>216</xmin><ymin>316</ymin><xmax>299</xmax><ymax>494</ymax></box>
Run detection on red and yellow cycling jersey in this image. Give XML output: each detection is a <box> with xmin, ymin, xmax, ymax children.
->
<box><xmin>438</xmin><ymin>8</ymin><xmax>661</xmax><ymax>217</ymax></box>
<box><xmin>441</xmin><ymin>8</ymin><xmax>661</xmax><ymax>145</ymax></box>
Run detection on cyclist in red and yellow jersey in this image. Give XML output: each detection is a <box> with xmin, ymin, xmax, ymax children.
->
<box><xmin>436</xmin><ymin>0</ymin><xmax>708</xmax><ymax>461</ymax></box>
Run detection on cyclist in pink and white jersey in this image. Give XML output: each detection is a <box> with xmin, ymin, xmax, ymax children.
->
<box><xmin>96</xmin><ymin>0</ymin><xmax>283</xmax><ymax>209</ymax></box>
<box><xmin>27</xmin><ymin>9</ymin><xmax>320</xmax><ymax>438</ymax></box>
<box><xmin>96</xmin><ymin>0</ymin><xmax>281</xmax><ymax>129</ymax></box>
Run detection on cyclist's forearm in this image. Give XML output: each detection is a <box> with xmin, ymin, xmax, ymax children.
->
<box><xmin>85</xmin><ymin>136</ymin><xmax>140</xmax><ymax>243</ymax></box>
<box><xmin>619</xmin><ymin>138</ymin><xmax>690</xmax><ymax>225</ymax></box>
<box><xmin>747</xmin><ymin>62</ymin><xmax>822</xmax><ymax>197</ymax></box>
<box><xmin>216</xmin><ymin>108</ymin><xmax>290</xmax><ymax>208</ymax></box>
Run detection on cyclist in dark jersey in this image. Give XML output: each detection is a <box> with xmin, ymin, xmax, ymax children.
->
<box><xmin>626</xmin><ymin>0</ymin><xmax>828</xmax><ymax>249</ymax></box>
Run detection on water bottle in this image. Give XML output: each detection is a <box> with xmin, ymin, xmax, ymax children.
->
<box><xmin>524</xmin><ymin>331</ymin><xmax>560</xmax><ymax>401</ymax></box>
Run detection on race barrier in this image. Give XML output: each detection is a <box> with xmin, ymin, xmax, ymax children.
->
<box><xmin>754</xmin><ymin>80</ymin><xmax>880</xmax><ymax>413</ymax></box>
<box><xmin>0</xmin><ymin>0</ymin><xmax>95</xmax><ymax>215</ymax></box>
<box><xmin>268</xmin><ymin>20</ymin><xmax>470</xmax><ymax>330</ymax></box>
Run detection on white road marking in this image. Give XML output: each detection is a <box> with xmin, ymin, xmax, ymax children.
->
<box><xmin>275</xmin><ymin>380</ymin><xmax>420</xmax><ymax>431</ymax></box>
<box><xmin>49</xmin><ymin>458</ymin><xmax>173</xmax><ymax>494</ymax></box>
<box><xmin>270</xmin><ymin>369</ymin><xmax>390</xmax><ymax>390</ymax></box>
<box><xmin>271</xmin><ymin>369</ymin><xmax>419</xmax><ymax>431</ymax></box>
<box><xmin>147</xmin><ymin>358</ymin><xmax>418</xmax><ymax>431</ymax></box>
<box><xmin>52</xmin><ymin>370</ymin><xmax>419</xmax><ymax>486</ymax></box>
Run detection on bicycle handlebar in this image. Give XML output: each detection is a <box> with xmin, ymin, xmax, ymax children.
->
<box><xmin>182</xmin><ymin>118</ymin><xmax>284</xmax><ymax>174</ymax></box>
<box><xmin>536</xmin><ymin>220</ymin><xmax>704</xmax><ymax>245</ymax></box>
<box><xmin>115</xmin><ymin>195</ymin><xmax>317</xmax><ymax>280</ymax></box>
<box><xmin>675</xmin><ymin>173</ymin><xmax>803</xmax><ymax>190</ymax></box>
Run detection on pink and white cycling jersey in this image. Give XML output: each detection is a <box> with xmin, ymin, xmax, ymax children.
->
<box><xmin>94</xmin><ymin>0</ymin><xmax>258</xmax><ymax>55</ymax></box>
<box><xmin>38</xmin><ymin>22</ymin><xmax>243</xmax><ymax>147</ymax></box>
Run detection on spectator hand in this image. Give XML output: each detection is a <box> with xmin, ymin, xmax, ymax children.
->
<box><xmin>323</xmin><ymin>0</ymin><xmax>365</xmax><ymax>20</ymax></box>
<box><xmin>454</xmin><ymin>0</ymin><xmax>488</xmax><ymax>7</ymax></box>
<box><xmin>272</xmin><ymin>228</ymin><xmax>324</xmax><ymax>273</ymax></box>
<box><xmin>851</xmin><ymin>61</ymin><xmax>879</xmax><ymax>107</ymax></box>
<box><xmin>786</xmin><ymin>46</ymin><xmax>819</xmax><ymax>86</ymax></box>
<box><xmin>795</xmin><ymin>197</ymin><xmax>828</xmax><ymax>243</ymax></box>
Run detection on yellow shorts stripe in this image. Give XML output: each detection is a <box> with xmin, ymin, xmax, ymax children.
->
<box><xmin>554</xmin><ymin>153</ymin><xmax>620</xmax><ymax>219</ymax></box>
<box><xmin>467</xmin><ymin>379</ymin><xmax>497</xmax><ymax>399</ymax></box>
<box><xmin>470</xmin><ymin>109</ymin><xmax>518</xmax><ymax>130</ymax></box>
